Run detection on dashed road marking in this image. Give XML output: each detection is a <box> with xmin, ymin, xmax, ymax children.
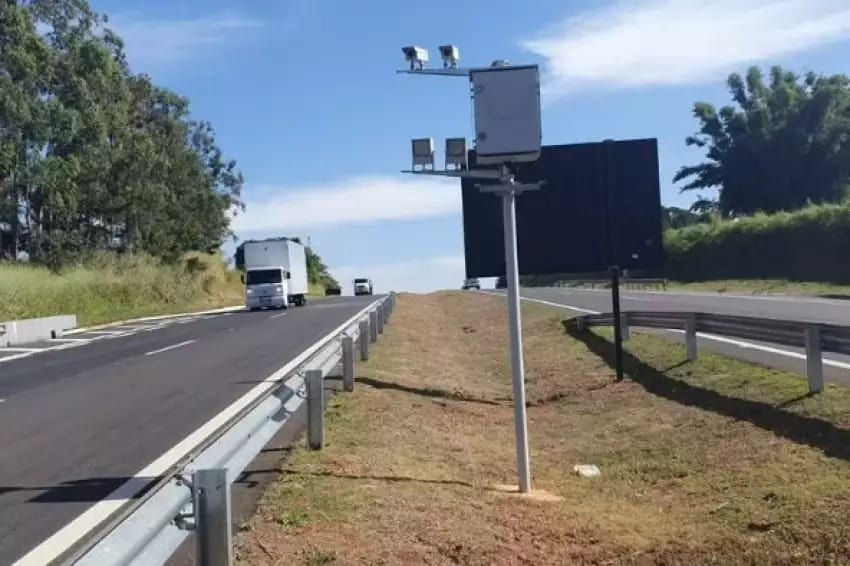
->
<box><xmin>144</xmin><ymin>340</ymin><xmax>197</xmax><ymax>357</ymax></box>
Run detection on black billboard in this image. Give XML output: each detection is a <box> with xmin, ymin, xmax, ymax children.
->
<box><xmin>461</xmin><ymin>138</ymin><xmax>662</xmax><ymax>278</ymax></box>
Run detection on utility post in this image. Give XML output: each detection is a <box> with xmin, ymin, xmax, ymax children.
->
<box><xmin>397</xmin><ymin>47</ymin><xmax>542</xmax><ymax>493</ymax></box>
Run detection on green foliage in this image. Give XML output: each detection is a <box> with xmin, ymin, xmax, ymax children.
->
<box><xmin>676</xmin><ymin>65</ymin><xmax>850</xmax><ymax>215</ymax></box>
<box><xmin>0</xmin><ymin>252</ymin><xmax>242</xmax><ymax>325</ymax></box>
<box><xmin>661</xmin><ymin>206</ymin><xmax>711</xmax><ymax>230</ymax></box>
<box><xmin>664</xmin><ymin>202</ymin><xmax>850</xmax><ymax>282</ymax></box>
<box><xmin>0</xmin><ymin>1</ymin><xmax>243</xmax><ymax>267</ymax></box>
<box><xmin>233</xmin><ymin>238</ymin><xmax>339</xmax><ymax>289</ymax></box>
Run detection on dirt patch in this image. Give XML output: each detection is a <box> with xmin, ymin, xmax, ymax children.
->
<box><xmin>236</xmin><ymin>292</ymin><xmax>850</xmax><ymax>565</ymax></box>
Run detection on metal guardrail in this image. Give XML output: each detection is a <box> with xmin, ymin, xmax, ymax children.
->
<box><xmin>58</xmin><ymin>293</ymin><xmax>396</xmax><ymax>566</ymax></box>
<box><xmin>555</xmin><ymin>278</ymin><xmax>668</xmax><ymax>291</ymax></box>
<box><xmin>574</xmin><ymin>310</ymin><xmax>849</xmax><ymax>394</ymax></box>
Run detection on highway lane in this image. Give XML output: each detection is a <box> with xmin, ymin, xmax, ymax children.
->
<box><xmin>0</xmin><ymin>295</ymin><xmax>378</xmax><ymax>565</ymax></box>
<box><xmin>506</xmin><ymin>288</ymin><xmax>850</xmax><ymax>386</ymax></box>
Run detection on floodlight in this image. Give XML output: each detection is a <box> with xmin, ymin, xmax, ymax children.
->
<box><xmin>445</xmin><ymin>137</ymin><xmax>467</xmax><ymax>169</ymax></box>
<box><xmin>402</xmin><ymin>46</ymin><xmax>429</xmax><ymax>70</ymax></box>
<box><xmin>491</xmin><ymin>59</ymin><xmax>510</xmax><ymax>68</ymax></box>
<box><xmin>438</xmin><ymin>45</ymin><xmax>460</xmax><ymax>69</ymax></box>
<box><xmin>411</xmin><ymin>137</ymin><xmax>435</xmax><ymax>170</ymax></box>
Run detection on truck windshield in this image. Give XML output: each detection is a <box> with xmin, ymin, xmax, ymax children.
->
<box><xmin>246</xmin><ymin>269</ymin><xmax>282</xmax><ymax>285</ymax></box>
<box><xmin>354</xmin><ymin>279</ymin><xmax>368</xmax><ymax>284</ymax></box>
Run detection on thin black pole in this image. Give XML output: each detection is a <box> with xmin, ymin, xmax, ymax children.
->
<box><xmin>609</xmin><ymin>265</ymin><xmax>624</xmax><ymax>381</ymax></box>
<box><xmin>601</xmin><ymin>139</ymin><xmax>624</xmax><ymax>381</ymax></box>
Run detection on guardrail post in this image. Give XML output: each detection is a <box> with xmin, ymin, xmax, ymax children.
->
<box><xmin>576</xmin><ymin>316</ymin><xmax>587</xmax><ymax>331</ymax></box>
<box><xmin>342</xmin><ymin>336</ymin><xmax>355</xmax><ymax>392</ymax></box>
<box><xmin>359</xmin><ymin>320</ymin><xmax>370</xmax><ymax>361</ymax></box>
<box><xmin>805</xmin><ymin>327</ymin><xmax>824</xmax><ymax>394</ymax></box>
<box><xmin>376</xmin><ymin>304</ymin><xmax>385</xmax><ymax>334</ymax></box>
<box><xmin>685</xmin><ymin>315</ymin><xmax>698</xmax><ymax>361</ymax></box>
<box><xmin>306</xmin><ymin>369</ymin><xmax>324</xmax><ymax>449</ymax></box>
<box><xmin>369</xmin><ymin>310</ymin><xmax>378</xmax><ymax>343</ymax></box>
<box><xmin>382</xmin><ymin>301</ymin><xmax>390</xmax><ymax>324</ymax></box>
<box><xmin>621</xmin><ymin>312</ymin><xmax>630</xmax><ymax>342</ymax></box>
<box><xmin>193</xmin><ymin>468</ymin><xmax>233</xmax><ymax>566</ymax></box>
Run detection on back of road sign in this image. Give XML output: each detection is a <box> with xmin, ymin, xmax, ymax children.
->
<box><xmin>461</xmin><ymin>138</ymin><xmax>663</xmax><ymax>278</ymax></box>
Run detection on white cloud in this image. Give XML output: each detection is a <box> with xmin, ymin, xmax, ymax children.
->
<box><xmin>523</xmin><ymin>0</ymin><xmax>850</xmax><ymax>98</ymax></box>
<box><xmin>330</xmin><ymin>256</ymin><xmax>465</xmax><ymax>294</ymax></box>
<box><xmin>107</xmin><ymin>12</ymin><xmax>261</xmax><ymax>73</ymax></box>
<box><xmin>232</xmin><ymin>175</ymin><xmax>462</xmax><ymax>233</ymax></box>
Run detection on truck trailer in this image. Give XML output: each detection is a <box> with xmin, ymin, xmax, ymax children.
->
<box><xmin>243</xmin><ymin>239</ymin><xmax>309</xmax><ymax>310</ymax></box>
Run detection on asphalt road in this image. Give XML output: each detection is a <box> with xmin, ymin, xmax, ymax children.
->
<box><xmin>509</xmin><ymin>287</ymin><xmax>850</xmax><ymax>386</ymax></box>
<box><xmin>0</xmin><ymin>295</ymin><xmax>378</xmax><ymax>565</ymax></box>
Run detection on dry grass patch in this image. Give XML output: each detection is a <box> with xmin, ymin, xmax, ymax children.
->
<box><xmin>238</xmin><ymin>292</ymin><xmax>850</xmax><ymax>565</ymax></box>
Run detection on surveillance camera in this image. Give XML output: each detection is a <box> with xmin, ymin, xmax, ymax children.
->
<box><xmin>438</xmin><ymin>45</ymin><xmax>459</xmax><ymax>68</ymax></box>
<box><xmin>401</xmin><ymin>46</ymin><xmax>428</xmax><ymax>70</ymax></box>
<box><xmin>491</xmin><ymin>59</ymin><xmax>510</xmax><ymax>68</ymax></box>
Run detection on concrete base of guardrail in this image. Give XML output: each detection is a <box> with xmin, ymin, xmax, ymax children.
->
<box><xmin>0</xmin><ymin>315</ymin><xmax>77</xmax><ymax>347</ymax></box>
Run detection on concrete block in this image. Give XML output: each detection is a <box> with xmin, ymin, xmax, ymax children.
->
<box><xmin>0</xmin><ymin>315</ymin><xmax>77</xmax><ymax>347</ymax></box>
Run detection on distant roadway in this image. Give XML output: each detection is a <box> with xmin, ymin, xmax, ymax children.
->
<box><xmin>0</xmin><ymin>295</ymin><xmax>379</xmax><ymax>565</ymax></box>
<box><xmin>499</xmin><ymin>287</ymin><xmax>850</xmax><ymax>386</ymax></box>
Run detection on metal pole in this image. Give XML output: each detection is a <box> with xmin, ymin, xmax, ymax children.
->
<box><xmin>342</xmin><ymin>336</ymin><xmax>355</xmax><ymax>392</ymax></box>
<box><xmin>193</xmin><ymin>469</ymin><xmax>233</xmax><ymax>566</ymax></box>
<box><xmin>805</xmin><ymin>327</ymin><xmax>824</xmax><ymax>394</ymax></box>
<box><xmin>306</xmin><ymin>369</ymin><xmax>324</xmax><ymax>449</ymax></box>
<box><xmin>369</xmin><ymin>310</ymin><xmax>378</xmax><ymax>343</ymax></box>
<box><xmin>501</xmin><ymin>190</ymin><xmax>532</xmax><ymax>494</ymax></box>
<box><xmin>359</xmin><ymin>320</ymin><xmax>370</xmax><ymax>361</ymax></box>
<box><xmin>376</xmin><ymin>304</ymin><xmax>384</xmax><ymax>334</ymax></box>
<box><xmin>610</xmin><ymin>265</ymin><xmax>624</xmax><ymax>381</ymax></box>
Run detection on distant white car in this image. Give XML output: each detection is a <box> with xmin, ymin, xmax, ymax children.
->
<box><xmin>462</xmin><ymin>278</ymin><xmax>480</xmax><ymax>290</ymax></box>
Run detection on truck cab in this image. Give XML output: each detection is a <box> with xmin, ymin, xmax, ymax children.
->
<box><xmin>245</xmin><ymin>267</ymin><xmax>289</xmax><ymax>310</ymax></box>
<box><xmin>353</xmin><ymin>278</ymin><xmax>373</xmax><ymax>296</ymax></box>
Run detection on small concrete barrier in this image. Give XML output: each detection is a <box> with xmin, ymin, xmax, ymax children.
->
<box><xmin>0</xmin><ymin>315</ymin><xmax>77</xmax><ymax>347</ymax></box>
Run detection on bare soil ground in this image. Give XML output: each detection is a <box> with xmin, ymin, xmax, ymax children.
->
<box><xmin>236</xmin><ymin>292</ymin><xmax>850</xmax><ymax>565</ymax></box>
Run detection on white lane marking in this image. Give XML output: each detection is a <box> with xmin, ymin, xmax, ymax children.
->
<box><xmin>78</xmin><ymin>330</ymin><xmax>123</xmax><ymax>336</ymax></box>
<box><xmin>47</xmin><ymin>338</ymin><xmax>89</xmax><ymax>343</ymax></box>
<box><xmin>14</xmin><ymin>297</ymin><xmax>384</xmax><ymax>566</ymax></box>
<box><xmin>1</xmin><ymin>347</ymin><xmax>41</xmax><ymax>352</ymax></box>
<box><xmin>624</xmin><ymin>297</ymin><xmax>653</xmax><ymax>302</ymax></box>
<box><xmin>143</xmin><ymin>340</ymin><xmax>197</xmax><ymax>357</ymax></box>
<box><xmin>0</xmin><ymin>399</ymin><xmax>5</xmax><ymax>403</ymax></box>
<box><xmin>0</xmin><ymin>352</ymin><xmax>37</xmax><ymax>363</ymax></box>
<box><xmin>65</xmin><ymin>305</ymin><xmax>244</xmax><ymax>335</ymax></box>
<box><xmin>499</xmin><ymin>292</ymin><xmax>850</xmax><ymax>372</ymax></box>
<box><xmin>269</xmin><ymin>312</ymin><xmax>288</xmax><ymax>320</ymax></box>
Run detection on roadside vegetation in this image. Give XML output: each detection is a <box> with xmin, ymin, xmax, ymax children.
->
<box><xmin>236</xmin><ymin>293</ymin><xmax>850</xmax><ymax>564</ymax></box>
<box><xmin>0</xmin><ymin>253</ymin><xmax>242</xmax><ymax>326</ymax></box>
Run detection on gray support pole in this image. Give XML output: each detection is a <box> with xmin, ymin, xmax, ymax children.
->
<box><xmin>306</xmin><ymin>369</ymin><xmax>324</xmax><ymax>449</ymax></box>
<box><xmin>502</xmin><ymin>190</ymin><xmax>532</xmax><ymax>494</ymax></box>
<box><xmin>376</xmin><ymin>304</ymin><xmax>385</xmax><ymax>334</ymax></box>
<box><xmin>382</xmin><ymin>301</ymin><xmax>390</xmax><ymax>324</ymax></box>
<box><xmin>342</xmin><ymin>336</ymin><xmax>355</xmax><ymax>392</ymax></box>
<box><xmin>193</xmin><ymin>469</ymin><xmax>233</xmax><ymax>566</ymax></box>
<box><xmin>576</xmin><ymin>316</ymin><xmax>587</xmax><ymax>332</ymax></box>
<box><xmin>621</xmin><ymin>312</ymin><xmax>630</xmax><ymax>342</ymax></box>
<box><xmin>359</xmin><ymin>320</ymin><xmax>370</xmax><ymax>361</ymax></box>
<box><xmin>369</xmin><ymin>310</ymin><xmax>378</xmax><ymax>343</ymax></box>
<box><xmin>685</xmin><ymin>315</ymin><xmax>698</xmax><ymax>362</ymax></box>
<box><xmin>805</xmin><ymin>327</ymin><xmax>824</xmax><ymax>394</ymax></box>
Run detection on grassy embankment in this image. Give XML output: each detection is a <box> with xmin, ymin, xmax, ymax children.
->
<box><xmin>237</xmin><ymin>292</ymin><xmax>850</xmax><ymax>565</ymax></box>
<box><xmin>0</xmin><ymin>253</ymin><xmax>243</xmax><ymax>326</ymax></box>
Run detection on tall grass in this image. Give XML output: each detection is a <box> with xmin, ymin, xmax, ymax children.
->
<box><xmin>0</xmin><ymin>253</ymin><xmax>243</xmax><ymax>325</ymax></box>
<box><xmin>664</xmin><ymin>202</ymin><xmax>850</xmax><ymax>283</ymax></box>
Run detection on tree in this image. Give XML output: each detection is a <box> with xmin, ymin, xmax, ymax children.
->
<box><xmin>0</xmin><ymin>0</ymin><xmax>244</xmax><ymax>267</ymax></box>
<box><xmin>675</xmin><ymin>66</ymin><xmax>850</xmax><ymax>215</ymax></box>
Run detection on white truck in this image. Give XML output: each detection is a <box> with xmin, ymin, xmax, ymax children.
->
<box><xmin>243</xmin><ymin>239</ymin><xmax>309</xmax><ymax>310</ymax></box>
<box><xmin>353</xmin><ymin>278</ymin><xmax>373</xmax><ymax>296</ymax></box>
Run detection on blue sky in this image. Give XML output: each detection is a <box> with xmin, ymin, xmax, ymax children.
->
<box><xmin>92</xmin><ymin>0</ymin><xmax>850</xmax><ymax>292</ymax></box>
